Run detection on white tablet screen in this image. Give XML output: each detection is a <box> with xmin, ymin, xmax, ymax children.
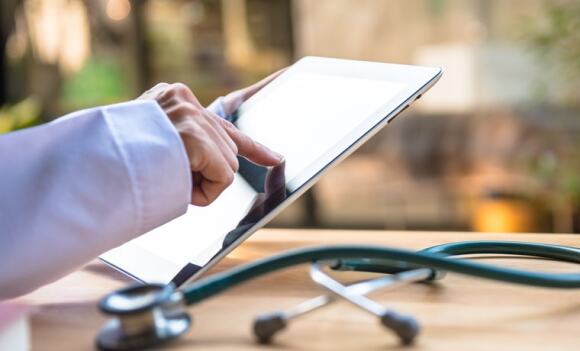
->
<box><xmin>99</xmin><ymin>54</ymin><xmax>447</xmax><ymax>285</ymax></box>
<box><xmin>237</xmin><ymin>73</ymin><xmax>405</xmax><ymax>187</ymax></box>
<box><xmin>124</xmin><ymin>72</ymin><xmax>405</xmax><ymax>278</ymax></box>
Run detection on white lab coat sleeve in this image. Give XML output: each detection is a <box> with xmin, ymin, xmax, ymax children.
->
<box><xmin>0</xmin><ymin>100</ymin><xmax>191</xmax><ymax>299</ymax></box>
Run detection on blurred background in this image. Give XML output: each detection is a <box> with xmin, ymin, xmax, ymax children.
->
<box><xmin>1</xmin><ymin>0</ymin><xmax>579</xmax><ymax>234</ymax></box>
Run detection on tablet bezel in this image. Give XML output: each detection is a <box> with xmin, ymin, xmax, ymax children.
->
<box><xmin>100</xmin><ymin>56</ymin><xmax>442</xmax><ymax>287</ymax></box>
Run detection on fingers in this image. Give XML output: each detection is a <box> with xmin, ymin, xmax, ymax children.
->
<box><xmin>206</xmin><ymin>112</ymin><xmax>236</xmax><ymax>151</ymax></box>
<box><xmin>143</xmin><ymin>80</ymin><xmax>285</xmax><ymax>207</ymax></box>
<box><xmin>137</xmin><ymin>82</ymin><xmax>170</xmax><ymax>100</ymax></box>
<box><xmin>168</xmin><ymin>106</ymin><xmax>239</xmax><ymax>206</ymax></box>
<box><xmin>168</xmin><ymin>82</ymin><xmax>202</xmax><ymax>106</ymax></box>
<box><xmin>160</xmin><ymin>88</ymin><xmax>240</xmax><ymax>174</ymax></box>
<box><xmin>190</xmin><ymin>111</ymin><xmax>282</xmax><ymax>207</ymax></box>
<box><xmin>191</xmin><ymin>168</ymin><xmax>232</xmax><ymax>206</ymax></box>
<box><xmin>144</xmin><ymin>82</ymin><xmax>203</xmax><ymax>110</ymax></box>
<box><xmin>183</xmin><ymin>134</ymin><xmax>234</xmax><ymax>207</ymax></box>
<box><xmin>200</xmin><ymin>114</ymin><xmax>239</xmax><ymax>173</ymax></box>
<box><xmin>216</xmin><ymin>117</ymin><xmax>283</xmax><ymax>167</ymax></box>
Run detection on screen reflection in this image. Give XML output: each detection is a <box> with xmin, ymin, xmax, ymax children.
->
<box><xmin>171</xmin><ymin>159</ymin><xmax>287</xmax><ymax>285</ymax></box>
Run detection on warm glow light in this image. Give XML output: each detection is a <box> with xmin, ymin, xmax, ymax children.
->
<box><xmin>473</xmin><ymin>200</ymin><xmax>537</xmax><ymax>233</ymax></box>
<box><xmin>106</xmin><ymin>0</ymin><xmax>131</xmax><ymax>21</ymax></box>
<box><xmin>25</xmin><ymin>0</ymin><xmax>63</xmax><ymax>64</ymax></box>
<box><xmin>23</xmin><ymin>0</ymin><xmax>91</xmax><ymax>74</ymax></box>
<box><xmin>60</xmin><ymin>1</ymin><xmax>91</xmax><ymax>74</ymax></box>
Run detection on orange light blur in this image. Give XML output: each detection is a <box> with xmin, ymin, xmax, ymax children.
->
<box><xmin>106</xmin><ymin>0</ymin><xmax>131</xmax><ymax>21</ymax></box>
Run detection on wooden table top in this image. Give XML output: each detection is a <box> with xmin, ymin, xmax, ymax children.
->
<box><xmin>18</xmin><ymin>229</ymin><xmax>580</xmax><ymax>351</ymax></box>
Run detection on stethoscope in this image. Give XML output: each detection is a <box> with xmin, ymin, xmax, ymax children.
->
<box><xmin>96</xmin><ymin>241</ymin><xmax>580</xmax><ymax>350</ymax></box>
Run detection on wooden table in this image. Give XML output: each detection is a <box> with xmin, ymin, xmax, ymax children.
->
<box><xmin>18</xmin><ymin>229</ymin><xmax>580</xmax><ymax>351</ymax></box>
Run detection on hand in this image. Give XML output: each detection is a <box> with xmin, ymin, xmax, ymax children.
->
<box><xmin>138</xmin><ymin>83</ymin><xmax>283</xmax><ymax>206</ymax></box>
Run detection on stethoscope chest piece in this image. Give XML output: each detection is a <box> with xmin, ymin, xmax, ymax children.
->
<box><xmin>96</xmin><ymin>283</ymin><xmax>191</xmax><ymax>351</ymax></box>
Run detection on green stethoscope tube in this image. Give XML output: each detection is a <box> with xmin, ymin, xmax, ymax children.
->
<box><xmin>182</xmin><ymin>241</ymin><xmax>580</xmax><ymax>305</ymax></box>
<box><xmin>333</xmin><ymin>241</ymin><xmax>580</xmax><ymax>273</ymax></box>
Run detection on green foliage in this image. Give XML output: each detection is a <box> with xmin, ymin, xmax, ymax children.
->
<box><xmin>60</xmin><ymin>59</ymin><xmax>131</xmax><ymax>111</ymax></box>
<box><xmin>531</xmin><ymin>2</ymin><xmax>580</xmax><ymax>69</ymax></box>
<box><xmin>0</xmin><ymin>98</ymin><xmax>42</xmax><ymax>134</ymax></box>
<box><xmin>532</xmin><ymin>149</ymin><xmax>580</xmax><ymax>204</ymax></box>
<box><xmin>527</xmin><ymin>1</ymin><xmax>580</xmax><ymax>102</ymax></box>
<box><xmin>426</xmin><ymin>0</ymin><xmax>448</xmax><ymax>17</ymax></box>
<box><xmin>523</xmin><ymin>1</ymin><xmax>580</xmax><ymax>208</ymax></box>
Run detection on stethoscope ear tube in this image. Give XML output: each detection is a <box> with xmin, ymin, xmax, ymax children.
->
<box><xmin>421</xmin><ymin>241</ymin><xmax>580</xmax><ymax>263</ymax></box>
<box><xmin>330</xmin><ymin>241</ymin><xmax>580</xmax><ymax>277</ymax></box>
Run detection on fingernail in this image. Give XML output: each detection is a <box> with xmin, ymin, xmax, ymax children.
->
<box><xmin>275</xmin><ymin>152</ymin><xmax>285</xmax><ymax>163</ymax></box>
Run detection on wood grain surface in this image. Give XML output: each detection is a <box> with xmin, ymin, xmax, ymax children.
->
<box><xmin>17</xmin><ymin>229</ymin><xmax>580</xmax><ymax>351</ymax></box>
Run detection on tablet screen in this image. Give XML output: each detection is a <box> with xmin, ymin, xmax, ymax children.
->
<box><xmin>128</xmin><ymin>72</ymin><xmax>405</xmax><ymax>282</ymax></box>
<box><xmin>238</xmin><ymin>72</ymin><xmax>405</xmax><ymax>190</ymax></box>
<box><xmin>101</xmin><ymin>57</ymin><xmax>441</xmax><ymax>285</ymax></box>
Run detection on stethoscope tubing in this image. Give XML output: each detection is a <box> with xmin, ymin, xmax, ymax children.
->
<box><xmin>333</xmin><ymin>241</ymin><xmax>580</xmax><ymax>273</ymax></box>
<box><xmin>182</xmin><ymin>241</ymin><xmax>580</xmax><ymax>305</ymax></box>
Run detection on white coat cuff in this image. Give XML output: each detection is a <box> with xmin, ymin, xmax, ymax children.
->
<box><xmin>104</xmin><ymin>100</ymin><xmax>191</xmax><ymax>234</ymax></box>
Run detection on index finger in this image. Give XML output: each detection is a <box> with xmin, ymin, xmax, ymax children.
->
<box><xmin>217</xmin><ymin>118</ymin><xmax>283</xmax><ymax>167</ymax></box>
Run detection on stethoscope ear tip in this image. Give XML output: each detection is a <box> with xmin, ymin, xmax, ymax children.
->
<box><xmin>253</xmin><ymin>312</ymin><xmax>288</xmax><ymax>344</ymax></box>
<box><xmin>380</xmin><ymin>311</ymin><xmax>420</xmax><ymax>345</ymax></box>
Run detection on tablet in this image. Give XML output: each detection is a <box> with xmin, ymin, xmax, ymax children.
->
<box><xmin>100</xmin><ymin>56</ymin><xmax>442</xmax><ymax>286</ymax></box>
